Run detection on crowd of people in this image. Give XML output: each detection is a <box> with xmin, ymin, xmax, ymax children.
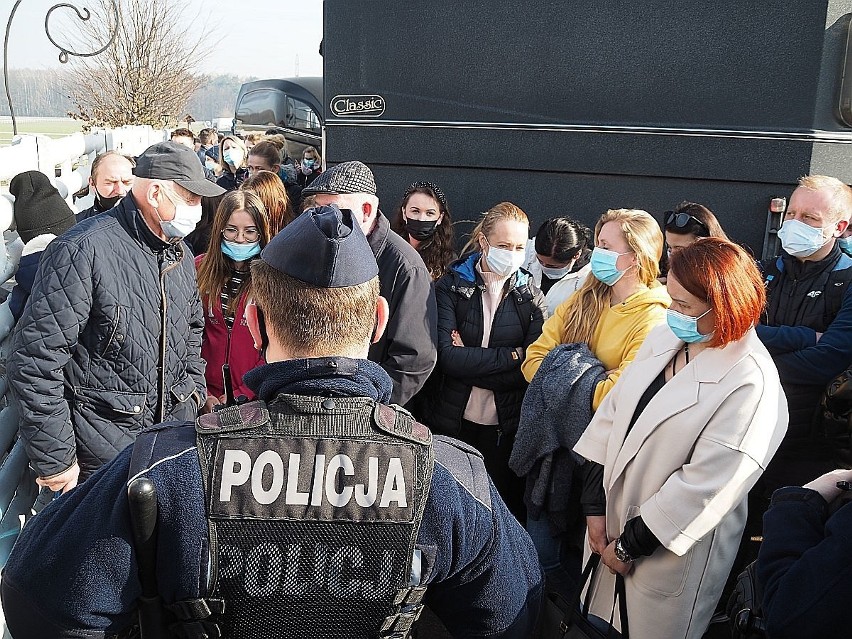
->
<box><xmin>0</xmin><ymin>136</ymin><xmax>851</xmax><ymax>638</ymax></box>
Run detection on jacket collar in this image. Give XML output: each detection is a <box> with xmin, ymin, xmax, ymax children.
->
<box><xmin>606</xmin><ymin>327</ymin><xmax>757</xmax><ymax>484</ymax></box>
<box><xmin>781</xmin><ymin>242</ymin><xmax>842</xmax><ymax>277</ymax></box>
<box><xmin>647</xmin><ymin>325</ymin><xmax>754</xmax><ymax>383</ymax></box>
<box><xmin>112</xmin><ymin>193</ymin><xmax>172</xmax><ymax>253</ymax></box>
<box><xmin>366</xmin><ymin>210</ymin><xmax>390</xmax><ymax>259</ymax></box>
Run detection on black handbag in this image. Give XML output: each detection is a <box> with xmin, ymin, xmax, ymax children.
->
<box><xmin>726</xmin><ymin>560</ymin><xmax>766</xmax><ymax>639</ymax></box>
<box><xmin>540</xmin><ymin>553</ymin><xmax>629</xmax><ymax>639</ymax></box>
<box><xmin>821</xmin><ymin>368</ymin><xmax>852</xmax><ymax>445</ymax></box>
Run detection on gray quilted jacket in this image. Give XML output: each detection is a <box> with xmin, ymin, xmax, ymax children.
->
<box><xmin>8</xmin><ymin>194</ymin><xmax>206</xmax><ymax>480</ymax></box>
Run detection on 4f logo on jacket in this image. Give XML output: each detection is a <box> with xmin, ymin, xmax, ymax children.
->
<box><xmin>807</xmin><ymin>290</ymin><xmax>823</xmax><ymax>298</ymax></box>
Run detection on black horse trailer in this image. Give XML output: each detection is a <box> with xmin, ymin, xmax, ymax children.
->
<box><xmin>322</xmin><ymin>0</ymin><xmax>852</xmax><ymax>257</ymax></box>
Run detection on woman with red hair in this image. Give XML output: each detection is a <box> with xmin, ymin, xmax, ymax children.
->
<box><xmin>573</xmin><ymin>238</ymin><xmax>788</xmax><ymax>638</ymax></box>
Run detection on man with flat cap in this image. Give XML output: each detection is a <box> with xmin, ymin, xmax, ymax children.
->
<box><xmin>2</xmin><ymin>204</ymin><xmax>543</xmax><ymax>639</ymax></box>
<box><xmin>8</xmin><ymin>141</ymin><xmax>225</xmax><ymax>493</ymax></box>
<box><xmin>303</xmin><ymin>161</ymin><xmax>438</xmax><ymax>407</ymax></box>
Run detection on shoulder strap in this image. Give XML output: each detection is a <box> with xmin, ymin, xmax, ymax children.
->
<box><xmin>371</xmin><ymin>402</ymin><xmax>434</xmax><ymax>638</ymax></box>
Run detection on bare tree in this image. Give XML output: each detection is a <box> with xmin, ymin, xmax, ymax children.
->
<box><xmin>65</xmin><ymin>0</ymin><xmax>204</xmax><ymax>129</ymax></box>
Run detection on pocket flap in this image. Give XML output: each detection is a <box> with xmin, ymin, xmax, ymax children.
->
<box><xmin>75</xmin><ymin>386</ymin><xmax>146</xmax><ymax>416</ymax></box>
<box><xmin>170</xmin><ymin>375</ymin><xmax>197</xmax><ymax>403</ymax></box>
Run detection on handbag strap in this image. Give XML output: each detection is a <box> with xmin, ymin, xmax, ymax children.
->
<box><xmin>579</xmin><ymin>553</ymin><xmax>602</xmax><ymax>616</ymax></box>
<box><xmin>577</xmin><ymin>553</ymin><xmax>630</xmax><ymax>639</ymax></box>
<box><xmin>613</xmin><ymin>573</ymin><xmax>629</xmax><ymax>638</ymax></box>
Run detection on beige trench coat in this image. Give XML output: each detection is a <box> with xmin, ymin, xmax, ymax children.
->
<box><xmin>574</xmin><ymin>325</ymin><xmax>788</xmax><ymax>639</ymax></box>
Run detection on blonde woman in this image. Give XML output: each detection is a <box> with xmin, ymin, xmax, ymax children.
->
<box><xmin>520</xmin><ymin>208</ymin><xmax>670</xmax><ymax>599</ymax></box>
<box><xmin>216</xmin><ymin>135</ymin><xmax>249</xmax><ymax>191</ymax></box>
<box><xmin>433</xmin><ymin>203</ymin><xmax>547</xmax><ymax>519</ymax></box>
<box><xmin>523</xmin><ymin>208</ymin><xmax>670</xmax><ymax>408</ymax></box>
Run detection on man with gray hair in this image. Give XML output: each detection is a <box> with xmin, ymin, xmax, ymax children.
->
<box><xmin>303</xmin><ymin>161</ymin><xmax>438</xmax><ymax>406</ymax></box>
<box><xmin>9</xmin><ymin>141</ymin><xmax>224</xmax><ymax>493</ymax></box>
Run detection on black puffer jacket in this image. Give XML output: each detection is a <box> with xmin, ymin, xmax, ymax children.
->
<box><xmin>758</xmin><ymin>246</ymin><xmax>852</xmax><ymax>442</ymax></box>
<box><xmin>8</xmin><ymin>194</ymin><xmax>206</xmax><ymax>480</ymax></box>
<box><xmin>432</xmin><ymin>253</ymin><xmax>546</xmax><ymax>436</ymax></box>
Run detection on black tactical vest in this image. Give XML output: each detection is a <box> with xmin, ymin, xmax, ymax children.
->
<box><xmin>194</xmin><ymin>395</ymin><xmax>434</xmax><ymax>639</ymax></box>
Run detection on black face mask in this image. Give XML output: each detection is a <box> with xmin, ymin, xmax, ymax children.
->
<box><xmin>404</xmin><ymin>217</ymin><xmax>439</xmax><ymax>241</ymax></box>
<box><xmin>94</xmin><ymin>188</ymin><xmax>122</xmax><ymax>211</ymax></box>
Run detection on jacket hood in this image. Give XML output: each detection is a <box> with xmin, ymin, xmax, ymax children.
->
<box><xmin>449</xmin><ymin>252</ymin><xmax>531</xmax><ymax>288</ymax></box>
<box><xmin>612</xmin><ymin>281</ymin><xmax>671</xmax><ymax>315</ymax></box>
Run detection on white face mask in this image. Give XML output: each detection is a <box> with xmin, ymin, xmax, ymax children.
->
<box><xmin>158</xmin><ymin>186</ymin><xmax>202</xmax><ymax>239</ymax></box>
<box><xmin>223</xmin><ymin>147</ymin><xmax>244</xmax><ymax>167</ymax></box>
<box><xmin>484</xmin><ymin>241</ymin><xmax>525</xmax><ymax>277</ymax></box>
<box><xmin>539</xmin><ymin>262</ymin><xmax>572</xmax><ymax>279</ymax></box>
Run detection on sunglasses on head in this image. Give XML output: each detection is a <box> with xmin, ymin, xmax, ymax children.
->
<box><xmin>664</xmin><ymin>210</ymin><xmax>708</xmax><ymax>232</ymax></box>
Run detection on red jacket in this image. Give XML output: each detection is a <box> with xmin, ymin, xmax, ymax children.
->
<box><xmin>195</xmin><ymin>255</ymin><xmax>263</xmax><ymax>400</ymax></box>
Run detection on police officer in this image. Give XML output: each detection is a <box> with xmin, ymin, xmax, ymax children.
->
<box><xmin>1</xmin><ymin>205</ymin><xmax>543</xmax><ymax>638</ymax></box>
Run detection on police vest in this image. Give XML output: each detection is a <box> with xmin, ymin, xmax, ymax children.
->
<box><xmin>194</xmin><ymin>396</ymin><xmax>434</xmax><ymax>639</ymax></box>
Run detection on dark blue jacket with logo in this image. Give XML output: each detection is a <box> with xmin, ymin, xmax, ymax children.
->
<box><xmin>757</xmin><ymin>245</ymin><xmax>852</xmax><ymax>441</ymax></box>
<box><xmin>1</xmin><ymin>358</ymin><xmax>543</xmax><ymax>638</ymax></box>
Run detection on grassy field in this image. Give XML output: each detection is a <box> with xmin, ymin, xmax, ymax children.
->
<box><xmin>0</xmin><ymin>117</ymin><xmax>83</xmax><ymax>145</ymax></box>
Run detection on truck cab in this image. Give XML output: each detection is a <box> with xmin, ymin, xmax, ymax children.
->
<box><xmin>234</xmin><ymin>77</ymin><xmax>323</xmax><ymax>159</ymax></box>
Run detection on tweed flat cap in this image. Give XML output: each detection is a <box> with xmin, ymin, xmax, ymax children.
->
<box><xmin>260</xmin><ymin>204</ymin><xmax>379</xmax><ymax>287</ymax></box>
<box><xmin>302</xmin><ymin>160</ymin><xmax>377</xmax><ymax>196</ymax></box>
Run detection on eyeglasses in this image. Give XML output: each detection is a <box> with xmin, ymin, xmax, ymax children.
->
<box><xmin>664</xmin><ymin>210</ymin><xmax>708</xmax><ymax>232</ymax></box>
<box><xmin>223</xmin><ymin>226</ymin><xmax>259</xmax><ymax>242</ymax></box>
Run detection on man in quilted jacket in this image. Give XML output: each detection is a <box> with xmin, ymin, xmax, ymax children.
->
<box><xmin>8</xmin><ymin>142</ymin><xmax>225</xmax><ymax>493</ymax></box>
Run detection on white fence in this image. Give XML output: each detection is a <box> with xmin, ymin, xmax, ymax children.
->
<box><xmin>0</xmin><ymin>127</ymin><xmax>171</xmax><ymax>637</ymax></box>
<box><xmin>0</xmin><ymin>125</ymin><xmax>168</xmax><ymax>229</ymax></box>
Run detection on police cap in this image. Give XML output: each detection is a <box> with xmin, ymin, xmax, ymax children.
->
<box><xmin>260</xmin><ymin>204</ymin><xmax>379</xmax><ymax>287</ymax></box>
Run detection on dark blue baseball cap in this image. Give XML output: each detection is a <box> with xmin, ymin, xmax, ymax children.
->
<box><xmin>260</xmin><ymin>204</ymin><xmax>379</xmax><ymax>287</ymax></box>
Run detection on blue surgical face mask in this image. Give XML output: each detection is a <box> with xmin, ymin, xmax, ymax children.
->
<box><xmin>221</xmin><ymin>239</ymin><xmax>261</xmax><ymax>262</ymax></box>
<box><xmin>590</xmin><ymin>246</ymin><xmax>631</xmax><ymax>286</ymax></box>
<box><xmin>777</xmin><ymin>219</ymin><xmax>830</xmax><ymax>258</ymax></box>
<box><xmin>667</xmin><ymin>308</ymin><xmax>712</xmax><ymax>343</ymax></box>
<box><xmin>839</xmin><ymin>236</ymin><xmax>852</xmax><ymax>256</ymax></box>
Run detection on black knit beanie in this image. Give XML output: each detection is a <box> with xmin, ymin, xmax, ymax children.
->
<box><xmin>9</xmin><ymin>171</ymin><xmax>76</xmax><ymax>244</ymax></box>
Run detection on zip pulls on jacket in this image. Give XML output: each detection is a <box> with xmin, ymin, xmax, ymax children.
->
<box><xmin>157</xmin><ymin>250</ymin><xmax>183</xmax><ymax>422</ymax></box>
<box><xmin>222</xmin><ymin>322</ymin><xmax>235</xmax><ymax>406</ymax></box>
<box><xmin>211</xmin><ymin>294</ymin><xmax>241</xmax><ymax>407</ymax></box>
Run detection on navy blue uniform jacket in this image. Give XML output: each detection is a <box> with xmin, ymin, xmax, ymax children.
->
<box><xmin>757</xmin><ymin>486</ymin><xmax>852</xmax><ymax>638</ymax></box>
<box><xmin>2</xmin><ymin>360</ymin><xmax>543</xmax><ymax>638</ymax></box>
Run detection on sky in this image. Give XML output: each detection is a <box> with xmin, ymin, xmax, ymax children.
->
<box><xmin>5</xmin><ymin>0</ymin><xmax>324</xmax><ymax>79</ymax></box>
